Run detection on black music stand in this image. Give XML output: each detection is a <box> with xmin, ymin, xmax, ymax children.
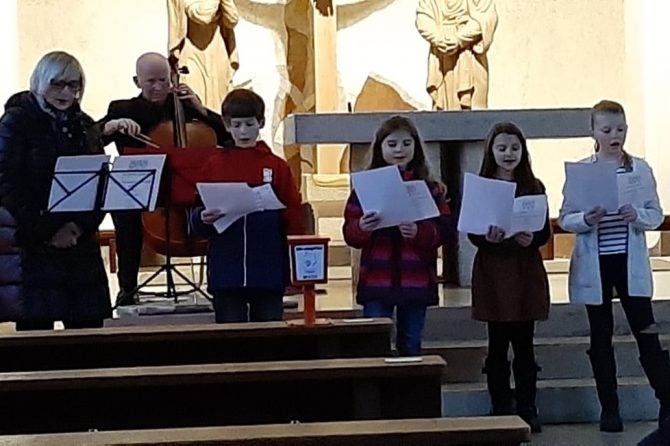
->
<box><xmin>48</xmin><ymin>155</ymin><xmax>160</xmax><ymax>211</ymax></box>
<box><xmin>47</xmin><ymin>156</ymin><xmax>207</xmax><ymax>308</ymax></box>
<box><xmin>117</xmin><ymin>152</ymin><xmax>212</xmax><ymax>305</ymax></box>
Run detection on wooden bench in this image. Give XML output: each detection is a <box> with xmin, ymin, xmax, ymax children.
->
<box><xmin>0</xmin><ymin>417</ymin><xmax>531</xmax><ymax>445</ymax></box>
<box><xmin>0</xmin><ymin>356</ymin><xmax>445</xmax><ymax>435</ymax></box>
<box><xmin>0</xmin><ymin>319</ymin><xmax>392</xmax><ymax>372</ymax></box>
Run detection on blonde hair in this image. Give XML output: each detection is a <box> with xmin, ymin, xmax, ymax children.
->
<box><xmin>29</xmin><ymin>51</ymin><xmax>85</xmax><ymax>98</ymax></box>
<box><xmin>591</xmin><ymin>99</ymin><xmax>632</xmax><ymax>171</ymax></box>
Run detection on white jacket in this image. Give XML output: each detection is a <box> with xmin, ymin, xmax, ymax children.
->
<box><xmin>558</xmin><ymin>156</ymin><xmax>663</xmax><ymax>305</ymax></box>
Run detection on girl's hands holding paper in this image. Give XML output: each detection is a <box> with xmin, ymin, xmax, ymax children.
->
<box><xmin>514</xmin><ymin>231</ymin><xmax>534</xmax><ymax>247</ymax></box>
<box><xmin>201</xmin><ymin>208</ymin><xmax>225</xmax><ymax>225</ymax></box>
<box><xmin>485</xmin><ymin>225</ymin><xmax>505</xmax><ymax>243</ymax></box>
<box><xmin>618</xmin><ymin>204</ymin><xmax>637</xmax><ymax>223</ymax></box>
<box><xmin>584</xmin><ymin>206</ymin><xmax>607</xmax><ymax>226</ymax></box>
<box><xmin>359</xmin><ymin>211</ymin><xmax>381</xmax><ymax>232</ymax></box>
<box><xmin>399</xmin><ymin>222</ymin><xmax>418</xmax><ymax>239</ymax></box>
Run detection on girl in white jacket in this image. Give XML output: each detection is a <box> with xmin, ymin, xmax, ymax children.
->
<box><xmin>559</xmin><ymin>100</ymin><xmax>670</xmax><ymax>433</ymax></box>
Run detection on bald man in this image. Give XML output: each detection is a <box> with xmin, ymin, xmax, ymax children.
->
<box><xmin>100</xmin><ymin>52</ymin><xmax>231</xmax><ymax>306</ymax></box>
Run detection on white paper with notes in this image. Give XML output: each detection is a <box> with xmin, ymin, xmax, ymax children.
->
<box><xmin>507</xmin><ymin>194</ymin><xmax>548</xmax><ymax>237</ymax></box>
<box><xmin>196</xmin><ymin>182</ymin><xmax>286</xmax><ymax>233</ymax></box>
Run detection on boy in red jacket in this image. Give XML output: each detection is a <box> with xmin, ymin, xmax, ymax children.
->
<box><xmin>191</xmin><ymin>89</ymin><xmax>304</xmax><ymax>322</ymax></box>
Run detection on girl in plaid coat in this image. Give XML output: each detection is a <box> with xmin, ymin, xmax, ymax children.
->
<box><xmin>343</xmin><ymin>116</ymin><xmax>450</xmax><ymax>356</ymax></box>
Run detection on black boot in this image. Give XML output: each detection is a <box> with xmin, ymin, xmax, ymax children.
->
<box><xmin>483</xmin><ymin>357</ymin><xmax>515</xmax><ymax>416</ymax></box>
<box><xmin>638</xmin><ymin>415</ymin><xmax>670</xmax><ymax>446</ymax></box>
<box><xmin>639</xmin><ymin>350</ymin><xmax>670</xmax><ymax>427</ymax></box>
<box><xmin>114</xmin><ymin>289</ymin><xmax>138</xmax><ymax>307</ymax></box>
<box><xmin>512</xmin><ymin>358</ymin><xmax>542</xmax><ymax>433</ymax></box>
<box><xmin>588</xmin><ymin>348</ymin><xmax>623</xmax><ymax>432</ymax></box>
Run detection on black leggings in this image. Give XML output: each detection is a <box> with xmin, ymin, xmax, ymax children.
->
<box><xmin>487</xmin><ymin>320</ymin><xmax>536</xmax><ymax>364</ymax></box>
<box><xmin>587</xmin><ymin>254</ymin><xmax>662</xmax><ymax>357</ymax></box>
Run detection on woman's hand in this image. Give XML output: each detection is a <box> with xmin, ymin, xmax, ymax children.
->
<box><xmin>49</xmin><ymin>222</ymin><xmax>81</xmax><ymax>249</ymax></box>
<box><xmin>102</xmin><ymin>118</ymin><xmax>141</xmax><ymax>136</ymax></box>
<box><xmin>485</xmin><ymin>225</ymin><xmax>505</xmax><ymax>243</ymax></box>
<box><xmin>358</xmin><ymin>211</ymin><xmax>381</xmax><ymax>232</ymax></box>
<box><xmin>201</xmin><ymin>208</ymin><xmax>224</xmax><ymax>225</ymax></box>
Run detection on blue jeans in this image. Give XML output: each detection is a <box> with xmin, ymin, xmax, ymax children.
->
<box><xmin>213</xmin><ymin>288</ymin><xmax>284</xmax><ymax>323</ymax></box>
<box><xmin>363</xmin><ymin>301</ymin><xmax>427</xmax><ymax>356</ymax></box>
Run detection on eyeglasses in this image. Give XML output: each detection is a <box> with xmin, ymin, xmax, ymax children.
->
<box><xmin>49</xmin><ymin>79</ymin><xmax>82</xmax><ymax>92</ymax></box>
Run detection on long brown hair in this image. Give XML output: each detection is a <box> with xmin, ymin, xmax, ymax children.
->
<box><xmin>591</xmin><ymin>99</ymin><xmax>632</xmax><ymax>171</ymax></box>
<box><xmin>479</xmin><ymin>122</ymin><xmax>541</xmax><ymax>194</ymax></box>
<box><xmin>368</xmin><ymin>115</ymin><xmax>434</xmax><ymax>182</ymax></box>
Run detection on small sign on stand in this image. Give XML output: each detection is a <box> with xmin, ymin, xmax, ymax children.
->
<box><xmin>287</xmin><ymin>235</ymin><xmax>330</xmax><ymax>326</ymax></box>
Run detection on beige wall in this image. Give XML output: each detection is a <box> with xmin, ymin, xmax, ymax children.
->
<box><xmin>1</xmin><ymin>0</ymin><xmax>666</xmax><ymax>217</ymax></box>
<box><xmin>14</xmin><ymin>0</ymin><xmax>167</xmax><ymax>120</ymax></box>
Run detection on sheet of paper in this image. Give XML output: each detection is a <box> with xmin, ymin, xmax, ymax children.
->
<box><xmin>618</xmin><ymin>170</ymin><xmax>654</xmax><ymax>207</ymax></box>
<box><xmin>196</xmin><ymin>183</ymin><xmax>286</xmax><ymax>233</ymax></box>
<box><xmin>564</xmin><ymin>161</ymin><xmax>619</xmax><ymax>212</ymax></box>
<box><xmin>457</xmin><ymin>173</ymin><xmax>516</xmax><ymax>235</ymax></box>
<box><xmin>351</xmin><ymin>166</ymin><xmax>420</xmax><ymax>229</ymax></box>
<box><xmin>254</xmin><ymin>184</ymin><xmax>286</xmax><ymax>211</ymax></box>
<box><xmin>405</xmin><ymin>180</ymin><xmax>440</xmax><ymax>221</ymax></box>
<box><xmin>48</xmin><ymin>154</ymin><xmax>111</xmax><ymax>212</ymax></box>
<box><xmin>507</xmin><ymin>194</ymin><xmax>548</xmax><ymax>236</ymax></box>
<box><xmin>102</xmin><ymin>155</ymin><xmax>166</xmax><ymax>211</ymax></box>
<box><xmin>197</xmin><ymin>183</ymin><xmax>257</xmax><ymax>214</ymax></box>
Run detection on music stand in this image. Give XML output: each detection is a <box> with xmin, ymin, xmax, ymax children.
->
<box><xmin>47</xmin><ymin>155</ymin><xmax>175</xmax><ymax>306</ymax></box>
<box><xmin>47</xmin><ymin>155</ymin><xmax>111</xmax><ymax>213</ymax></box>
<box><xmin>122</xmin><ymin>147</ymin><xmax>218</xmax><ymax>304</ymax></box>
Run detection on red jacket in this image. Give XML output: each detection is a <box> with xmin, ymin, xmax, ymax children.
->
<box><xmin>199</xmin><ymin>141</ymin><xmax>303</xmax><ymax>235</ymax></box>
<box><xmin>192</xmin><ymin>141</ymin><xmax>304</xmax><ymax>291</ymax></box>
<box><xmin>343</xmin><ymin>171</ymin><xmax>450</xmax><ymax>306</ymax></box>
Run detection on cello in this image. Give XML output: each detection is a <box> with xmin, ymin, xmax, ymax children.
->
<box><xmin>138</xmin><ymin>63</ymin><xmax>218</xmax><ymax>294</ymax></box>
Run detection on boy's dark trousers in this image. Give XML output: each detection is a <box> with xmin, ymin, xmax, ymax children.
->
<box><xmin>587</xmin><ymin>254</ymin><xmax>670</xmax><ymax>427</ymax></box>
<box><xmin>213</xmin><ymin>288</ymin><xmax>284</xmax><ymax>323</ymax></box>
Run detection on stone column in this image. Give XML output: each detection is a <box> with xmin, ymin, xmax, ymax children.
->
<box><xmin>442</xmin><ymin>141</ymin><xmax>486</xmax><ymax>288</ymax></box>
<box><xmin>313</xmin><ymin>0</ymin><xmax>347</xmax><ymax>177</ymax></box>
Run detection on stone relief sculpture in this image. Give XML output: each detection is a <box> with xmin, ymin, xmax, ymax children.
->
<box><xmin>416</xmin><ymin>0</ymin><xmax>498</xmax><ymax>110</ymax></box>
<box><xmin>233</xmin><ymin>0</ymin><xmax>394</xmax><ymax>182</ymax></box>
<box><xmin>168</xmin><ymin>0</ymin><xmax>240</xmax><ymax>110</ymax></box>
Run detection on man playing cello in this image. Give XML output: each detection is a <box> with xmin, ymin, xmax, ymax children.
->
<box><xmin>100</xmin><ymin>52</ymin><xmax>232</xmax><ymax>306</ymax></box>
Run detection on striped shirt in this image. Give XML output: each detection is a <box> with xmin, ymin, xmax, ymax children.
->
<box><xmin>598</xmin><ymin>166</ymin><xmax>628</xmax><ymax>256</ymax></box>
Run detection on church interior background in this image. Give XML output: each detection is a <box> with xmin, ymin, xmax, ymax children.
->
<box><xmin>1</xmin><ymin>0</ymin><xmax>670</xmax><ymax>309</ymax></box>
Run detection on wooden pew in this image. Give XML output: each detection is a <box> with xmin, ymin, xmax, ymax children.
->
<box><xmin>0</xmin><ymin>417</ymin><xmax>531</xmax><ymax>446</ymax></box>
<box><xmin>0</xmin><ymin>356</ymin><xmax>445</xmax><ymax>435</ymax></box>
<box><xmin>0</xmin><ymin>319</ymin><xmax>392</xmax><ymax>372</ymax></box>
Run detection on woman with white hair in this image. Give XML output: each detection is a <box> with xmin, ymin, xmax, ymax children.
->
<box><xmin>0</xmin><ymin>51</ymin><xmax>111</xmax><ymax>330</ymax></box>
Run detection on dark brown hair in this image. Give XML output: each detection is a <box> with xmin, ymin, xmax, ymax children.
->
<box><xmin>479</xmin><ymin>122</ymin><xmax>541</xmax><ymax>194</ymax></box>
<box><xmin>221</xmin><ymin>89</ymin><xmax>265</xmax><ymax>123</ymax></box>
<box><xmin>368</xmin><ymin>115</ymin><xmax>434</xmax><ymax>182</ymax></box>
<box><xmin>591</xmin><ymin>99</ymin><xmax>632</xmax><ymax>171</ymax></box>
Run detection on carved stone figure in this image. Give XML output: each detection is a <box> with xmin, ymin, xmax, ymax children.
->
<box><xmin>168</xmin><ymin>0</ymin><xmax>240</xmax><ymax>110</ymax></box>
<box><xmin>416</xmin><ymin>0</ymin><xmax>498</xmax><ymax>110</ymax></box>
<box><xmin>234</xmin><ymin>0</ymin><xmax>394</xmax><ymax>182</ymax></box>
